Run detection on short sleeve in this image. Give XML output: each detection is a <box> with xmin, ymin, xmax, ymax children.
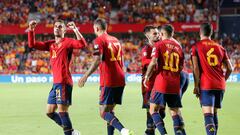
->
<box><xmin>191</xmin><ymin>45</ymin><xmax>197</xmax><ymax>57</ymax></box>
<box><xmin>93</xmin><ymin>38</ymin><xmax>103</xmax><ymax>56</ymax></box>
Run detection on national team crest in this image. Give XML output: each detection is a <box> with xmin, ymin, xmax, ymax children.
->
<box><xmin>94</xmin><ymin>44</ymin><xmax>99</xmax><ymax>49</ymax></box>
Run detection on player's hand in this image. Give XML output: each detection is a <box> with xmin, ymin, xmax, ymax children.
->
<box><xmin>78</xmin><ymin>75</ymin><xmax>88</xmax><ymax>88</ymax></box>
<box><xmin>193</xmin><ymin>87</ymin><xmax>200</xmax><ymax>98</ymax></box>
<box><xmin>29</xmin><ymin>20</ymin><xmax>37</xmax><ymax>31</ymax></box>
<box><xmin>67</xmin><ymin>22</ymin><xmax>77</xmax><ymax>30</ymax></box>
<box><xmin>143</xmin><ymin>77</ymin><xmax>149</xmax><ymax>89</ymax></box>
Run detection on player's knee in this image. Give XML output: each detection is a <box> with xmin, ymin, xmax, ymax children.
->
<box><xmin>149</xmin><ymin>108</ymin><xmax>155</xmax><ymax>115</ymax></box>
<box><xmin>99</xmin><ymin>110</ymin><xmax>106</xmax><ymax>119</ymax></box>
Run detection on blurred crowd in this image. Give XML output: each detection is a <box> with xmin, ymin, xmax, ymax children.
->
<box><xmin>0</xmin><ymin>0</ymin><xmax>218</xmax><ymax>24</ymax></box>
<box><xmin>0</xmin><ymin>33</ymin><xmax>240</xmax><ymax>74</ymax></box>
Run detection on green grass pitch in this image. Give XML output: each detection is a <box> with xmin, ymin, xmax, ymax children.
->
<box><xmin>0</xmin><ymin>82</ymin><xmax>239</xmax><ymax>135</ymax></box>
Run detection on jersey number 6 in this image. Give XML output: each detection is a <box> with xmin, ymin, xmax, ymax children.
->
<box><xmin>207</xmin><ymin>48</ymin><xmax>218</xmax><ymax>66</ymax></box>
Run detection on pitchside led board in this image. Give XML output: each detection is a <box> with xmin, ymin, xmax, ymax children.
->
<box><xmin>0</xmin><ymin>74</ymin><xmax>239</xmax><ymax>83</ymax></box>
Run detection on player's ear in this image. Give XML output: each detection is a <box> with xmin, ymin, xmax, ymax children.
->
<box><xmin>96</xmin><ymin>26</ymin><xmax>100</xmax><ymax>32</ymax></box>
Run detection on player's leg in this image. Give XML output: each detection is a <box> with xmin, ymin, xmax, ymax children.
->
<box><xmin>58</xmin><ymin>104</ymin><xmax>74</xmax><ymax>135</ymax></box>
<box><xmin>159</xmin><ymin>106</ymin><xmax>166</xmax><ymax>119</ymax></box>
<box><xmin>149</xmin><ymin>91</ymin><xmax>167</xmax><ymax>135</ymax></box>
<box><xmin>46</xmin><ymin>104</ymin><xmax>62</xmax><ymax>126</ymax></box>
<box><xmin>201</xmin><ymin>90</ymin><xmax>216</xmax><ymax>135</ymax></box>
<box><xmin>100</xmin><ymin>104</ymin><xmax>123</xmax><ymax>135</ymax></box>
<box><xmin>142</xmin><ymin>88</ymin><xmax>155</xmax><ymax>135</ymax></box>
<box><xmin>213</xmin><ymin>90</ymin><xmax>224</xmax><ymax>134</ymax></box>
<box><xmin>167</xmin><ymin>94</ymin><xmax>186</xmax><ymax>135</ymax></box>
<box><xmin>169</xmin><ymin>108</ymin><xmax>186</xmax><ymax>135</ymax></box>
<box><xmin>213</xmin><ymin>108</ymin><xmax>218</xmax><ymax>134</ymax></box>
<box><xmin>180</xmin><ymin>71</ymin><xmax>189</xmax><ymax>98</ymax></box>
<box><xmin>46</xmin><ymin>85</ymin><xmax>62</xmax><ymax>126</ymax></box>
<box><xmin>99</xmin><ymin>86</ymin><xmax>133</xmax><ymax>135</ymax></box>
<box><xmin>145</xmin><ymin>108</ymin><xmax>155</xmax><ymax>135</ymax></box>
<box><xmin>56</xmin><ymin>84</ymin><xmax>75</xmax><ymax>135</ymax></box>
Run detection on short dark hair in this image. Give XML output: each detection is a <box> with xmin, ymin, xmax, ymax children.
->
<box><xmin>161</xmin><ymin>24</ymin><xmax>174</xmax><ymax>37</ymax></box>
<box><xmin>55</xmin><ymin>19</ymin><xmax>65</xmax><ymax>25</ymax></box>
<box><xmin>200</xmin><ymin>22</ymin><xmax>213</xmax><ymax>37</ymax></box>
<box><xmin>143</xmin><ymin>25</ymin><xmax>156</xmax><ymax>34</ymax></box>
<box><xmin>94</xmin><ymin>18</ymin><xmax>107</xmax><ymax>30</ymax></box>
<box><xmin>157</xmin><ymin>25</ymin><xmax>162</xmax><ymax>31</ymax></box>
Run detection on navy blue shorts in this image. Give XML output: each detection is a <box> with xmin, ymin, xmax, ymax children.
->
<box><xmin>150</xmin><ymin>91</ymin><xmax>182</xmax><ymax>108</ymax></box>
<box><xmin>200</xmin><ymin>90</ymin><xmax>224</xmax><ymax>108</ymax></box>
<box><xmin>142</xmin><ymin>90</ymin><xmax>151</xmax><ymax>109</ymax></box>
<box><xmin>47</xmin><ymin>83</ymin><xmax>72</xmax><ymax>105</ymax></box>
<box><xmin>99</xmin><ymin>86</ymin><xmax>124</xmax><ymax>105</ymax></box>
<box><xmin>180</xmin><ymin>71</ymin><xmax>189</xmax><ymax>98</ymax></box>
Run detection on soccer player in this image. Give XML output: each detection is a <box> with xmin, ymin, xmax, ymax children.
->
<box><xmin>28</xmin><ymin>20</ymin><xmax>87</xmax><ymax>135</ymax></box>
<box><xmin>141</xmin><ymin>25</ymin><xmax>163</xmax><ymax>135</ymax></box>
<box><xmin>157</xmin><ymin>25</ymin><xmax>189</xmax><ymax>98</ymax></box>
<box><xmin>144</xmin><ymin>24</ymin><xmax>186</xmax><ymax>135</ymax></box>
<box><xmin>191</xmin><ymin>23</ymin><xmax>233</xmax><ymax>135</ymax></box>
<box><xmin>78</xmin><ymin>18</ymin><xmax>133</xmax><ymax>135</ymax></box>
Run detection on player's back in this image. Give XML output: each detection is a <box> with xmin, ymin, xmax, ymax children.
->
<box><xmin>95</xmin><ymin>33</ymin><xmax>125</xmax><ymax>87</ymax></box>
<box><xmin>153</xmin><ymin>39</ymin><xmax>184</xmax><ymax>94</ymax></box>
<box><xmin>193</xmin><ymin>39</ymin><xmax>228</xmax><ymax>90</ymax></box>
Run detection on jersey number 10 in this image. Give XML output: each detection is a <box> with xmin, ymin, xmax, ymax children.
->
<box><xmin>108</xmin><ymin>42</ymin><xmax>121</xmax><ymax>61</ymax></box>
<box><xmin>163</xmin><ymin>51</ymin><xmax>180</xmax><ymax>72</ymax></box>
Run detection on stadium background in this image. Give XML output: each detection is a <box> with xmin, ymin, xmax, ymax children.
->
<box><xmin>0</xmin><ymin>0</ymin><xmax>240</xmax><ymax>135</ymax></box>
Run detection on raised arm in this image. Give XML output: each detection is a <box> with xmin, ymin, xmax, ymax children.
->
<box><xmin>67</xmin><ymin>22</ymin><xmax>87</xmax><ymax>49</ymax></box>
<box><xmin>28</xmin><ymin>20</ymin><xmax>50</xmax><ymax>51</ymax></box>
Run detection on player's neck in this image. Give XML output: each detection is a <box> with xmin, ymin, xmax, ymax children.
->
<box><xmin>148</xmin><ymin>40</ymin><xmax>154</xmax><ymax>46</ymax></box>
<box><xmin>200</xmin><ymin>36</ymin><xmax>211</xmax><ymax>40</ymax></box>
<box><xmin>55</xmin><ymin>37</ymin><xmax>63</xmax><ymax>44</ymax></box>
<box><xmin>97</xmin><ymin>31</ymin><xmax>107</xmax><ymax>37</ymax></box>
<box><xmin>161</xmin><ymin>36</ymin><xmax>171</xmax><ymax>40</ymax></box>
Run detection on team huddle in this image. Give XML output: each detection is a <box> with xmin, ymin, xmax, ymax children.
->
<box><xmin>27</xmin><ymin>18</ymin><xmax>233</xmax><ymax>135</ymax></box>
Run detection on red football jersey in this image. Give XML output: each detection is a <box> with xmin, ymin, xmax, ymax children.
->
<box><xmin>152</xmin><ymin>39</ymin><xmax>184</xmax><ymax>94</ymax></box>
<box><xmin>28</xmin><ymin>31</ymin><xmax>87</xmax><ymax>85</ymax></box>
<box><xmin>191</xmin><ymin>39</ymin><xmax>229</xmax><ymax>90</ymax></box>
<box><xmin>93</xmin><ymin>33</ymin><xmax>125</xmax><ymax>87</ymax></box>
<box><xmin>141</xmin><ymin>43</ymin><xmax>156</xmax><ymax>92</ymax></box>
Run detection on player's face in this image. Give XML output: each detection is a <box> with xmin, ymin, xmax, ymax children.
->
<box><xmin>54</xmin><ymin>22</ymin><xmax>66</xmax><ymax>37</ymax></box>
<box><xmin>147</xmin><ymin>28</ymin><xmax>159</xmax><ymax>42</ymax></box>
<box><xmin>160</xmin><ymin>29</ymin><xmax>167</xmax><ymax>38</ymax></box>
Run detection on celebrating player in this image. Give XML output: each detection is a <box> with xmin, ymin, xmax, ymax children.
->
<box><xmin>191</xmin><ymin>23</ymin><xmax>233</xmax><ymax>135</ymax></box>
<box><xmin>141</xmin><ymin>25</ymin><xmax>164</xmax><ymax>135</ymax></box>
<box><xmin>28</xmin><ymin>20</ymin><xmax>87</xmax><ymax>135</ymax></box>
<box><xmin>78</xmin><ymin>18</ymin><xmax>134</xmax><ymax>135</ymax></box>
<box><xmin>144</xmin><ymin>24</ymin><xmax>186</xmax><ymax>135</ymax></box>
<box><xmin>157</xmin><ymin>25</ymin><xmax>189</xmax><ymax>98</ymax></box>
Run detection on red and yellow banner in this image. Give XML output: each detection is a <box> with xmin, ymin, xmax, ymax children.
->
<box><xmin>0</xmin><ymin>22</ymin><xmax>217</xmax><ymax>35</ymax></box>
